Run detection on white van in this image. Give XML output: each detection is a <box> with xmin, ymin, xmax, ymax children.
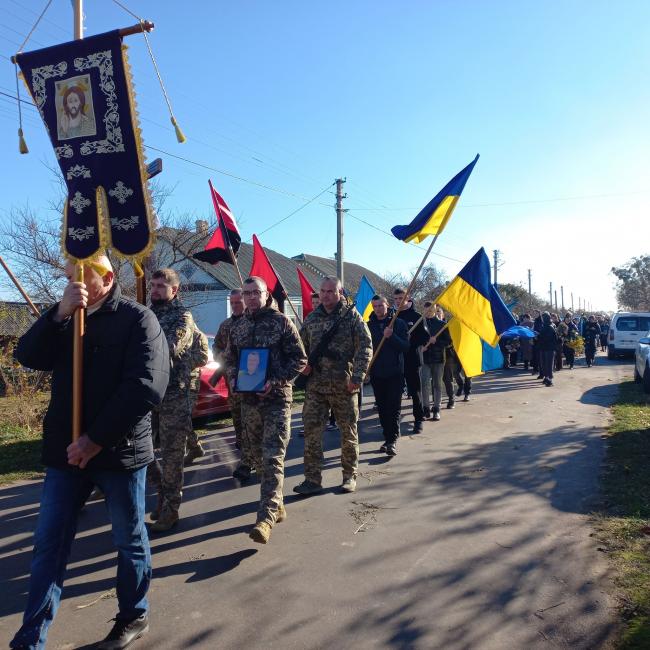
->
<box><xmin>608</xmin><ymin>312</ymin><xmax>650</xmax><ymax>358</ymax></box>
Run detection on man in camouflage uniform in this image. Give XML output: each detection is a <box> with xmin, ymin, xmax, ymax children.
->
<box><xmin>224</xmin><ymin>276</ymin><xmax>306</xmax><ymax>544</ymax></box>
<box><xmin>294</xmin><ymin>277</ymin><xmax>372</xmax><ymax>495</ymax></box>
<box><xmin>184</xmin><ymin>323</ymin><xmax>210</xmax><ymax>464</ymax></box>
<box><xmin>148</xmin><ymin>268</ymin><xmax>195</xmax><ymax>532</ymax></box>
<box><xmin>213</xmin><ymin>289</ymin><xmax>254</xmax><ymax>480</ymax></box>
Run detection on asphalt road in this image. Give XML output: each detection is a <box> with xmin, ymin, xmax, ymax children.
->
<box><xmin>0</xmin><ymin>355</ymin><xmax>628</xmax><ymax>649</ymax></box>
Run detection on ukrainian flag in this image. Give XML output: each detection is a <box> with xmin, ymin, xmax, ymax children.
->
<box><xmin>449</xmin><ymin>319</ymin><xmax>504</xmax><ymax>377</ymax></box>
<box><xmin>391</xmin><ymin>154</ymin><xmax>479</xmax><ymax>244</ymax></box>
<box><xmin>355</xmin><ymin>275</ymin><xmax>376</xmax><ymax>322</ymax></box>
<box><xmin>437</xmin><ymin>247</ymin><xmax>516</xmax><ymax>347</ymax></box>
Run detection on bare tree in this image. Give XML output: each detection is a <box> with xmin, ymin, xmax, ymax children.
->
<box><xmin>383</xmin><ymin>263</ymin><xmax>449</xmax><ymax>308</ymax></box>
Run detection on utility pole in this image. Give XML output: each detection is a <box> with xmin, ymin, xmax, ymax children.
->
<box><xmin>493</xmin><ymin>249</ymin><xmax>499</xmax><ymax>287</ymax></box>
<box><xmin>335</xmin><ymin>178</ymin><xmax>346</xmax><ymax>287</ymax></box>
<box><xmin>549</xmin><ymin>282</ymin><xmax>553</xmax><ymax>308</ymax></box>
<box><xmin>554</xmin><ymin>290</ymin><xmax>558</xmax><ymax>310</ymax></box>
<box><xmin>527</xmin><ymin>269</ymin><xmax>532</xmax><ymax>299</ymax></box>
<box><xmin>571</xmin><ymin>292</ymin><xmax>574</xmax><ymax>311</ymax></box>
<box><xmin>74</xmin><ymin>0</ymin><xmax>83</xmax><ymax>39</ymax></box>
<box><xmin>560</xmin><ymin>285</ymin><xmax>564</xmax><ymax>311</ymax></box>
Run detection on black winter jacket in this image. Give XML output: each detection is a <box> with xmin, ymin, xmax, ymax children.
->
<box><xmin>368</xmin><ymin>310</ymin><xmax>410</xmax><ymax>379</ymax></box>
<box><xmin>422</xmin><ymin>317</ymin><xmax>451</xmax><ymax>365</ymax></box>
<box><xmin>15</xmin><ymin>284</ymin><xmax>170</xmax><ymax>471</ymax></box>
<box><xmin>395</xmin><ymin>303</ymin><xmax>429</xmax><ymax>368</ymax></box>
<box><xmin>537</xmin><ymin>323</ymin><xmax>558</xmax><ymax>352</ymax></box>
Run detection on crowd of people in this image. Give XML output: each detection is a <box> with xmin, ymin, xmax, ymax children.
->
<box><xmin>499</xmin><ymin>310</ymin><xmax>610</xmax><ymax>386</ymax></box>
<box><xmin>8</xmin><ymin>260</ymin><xmax>610</xmax><ymax>649</ymax></box>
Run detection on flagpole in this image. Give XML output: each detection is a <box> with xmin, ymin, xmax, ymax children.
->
<box><xmin>0</xmin><ymin>254</ymin><xmax>41</xmax><ymax>317</ymax></box>
<box><xmin>209</xmin><ymin>180</ymin><xmax>245</xmax><ymax>287</ymax></box>
<box><xmin>367</xmin><ymin>232</ymin><xmax>440</xmax><ymax>371</ymax></box>
<box><xmin>71</xmin><ymin>0</ymin><xmax>85</xmax><ymax>443</ymax></box>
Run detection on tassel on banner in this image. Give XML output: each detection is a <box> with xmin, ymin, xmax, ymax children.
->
<box><xmin>171</xmin><ymin>115</ymin><xmax>186</xmax><ymax>144</ymax></box>
<box><xmin>18</xmin><ymin>127</ymin><xmax>28</xmax><ymax>154</ymax></box>
<box><xmin>132</xmin><ymin>260</ymin><xmax>144</xmax><ymax>277</ymax></box>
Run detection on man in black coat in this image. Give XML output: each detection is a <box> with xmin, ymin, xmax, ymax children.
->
<box><xmin>393</xmin><ymin>288</ymin><xmax>429</xmax><ymax>433</ymax></box>
<box><xmin>10</xmin><ymin>255</ymin><xmax>169</xmax><ymax>650</ymax></box>
<box><xmin>368</xmin><ymin>295</ymin><xmax>410</xmax><ymax>456</ymax></box>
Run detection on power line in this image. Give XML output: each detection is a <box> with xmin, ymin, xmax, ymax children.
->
<box><xmin>346</xmin><ymin>210</ymin><xmax>464</xmax><ymax>263</ymax></box>
<box><xmin>253</xmin><ymin>183</ymin><xmax>335</xmax><ymax>239</ymax></box>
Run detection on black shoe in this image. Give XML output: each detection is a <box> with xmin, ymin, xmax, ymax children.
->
<box><xmin>447</xmin><ymin>399</ymin><xmax>455</xmax><ymax>409</ymax></box>
<box><xmin>97</xmin><ymin>614</ymin><xmax>149</xmax><ymax>650</ymax></box>
<box><xmin>232</xmin><ymin>464</ymin><xmax>252</xmax><ymax>481</ymax></box>
<box><xmin>413</xmin><ymin>420</ymin><xmax>423</xmax><ymax>434</ymax></box>
<box><xmin>379</xmin><ymin>444</ymin><xmax>387</xmax><ymax>453</ymax></box>
<box><xmin>536</xmin><ymin>374</ymin><xmax>544</xmax><ymax>379</ymax></box>
<box><xmin>432</xmin><ymin>409</ymin><xmax>441</xmax><ymax>421</ymax></box>
<box><xmin>386</xmin><ymin>444</ymin><xmax>397</xmax><ymax>456</ymax></box>
<box><xmin>293</xmin><ymin>480</ymin><xmax>323</xmax><ymax>495</ymax></box>
<box><xmin>423</xmin><ymin>407</ymin><xmax>431</xmax><ymax>418</ymax></box>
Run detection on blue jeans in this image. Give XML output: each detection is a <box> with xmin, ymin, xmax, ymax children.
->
<box><xmin>11</xmin><ymin>466</ymin><xmax>151</xmax><ymax>650</ymax></box>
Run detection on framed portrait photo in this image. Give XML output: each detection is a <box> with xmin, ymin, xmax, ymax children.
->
<box><xmin>235</xmin><ymin>348</ymin><xmax>270</xmax><ymax>393</ymax></box>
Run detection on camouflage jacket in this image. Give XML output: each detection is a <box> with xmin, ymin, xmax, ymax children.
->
<box><xmin>214</xmin><ymin>313</ymin><xmax>244</xmax><ymax>357</ymax></box>
<box><xmin>299</xmin><ymin>300</ymin><xmax>372</xmax><ymax>393</ymax></box>
<box><xmin>151</xmin><ymin>297</ymin><xmax>195</xmax><ymax>391</ymax></box>
<box><xmin>189</xmin><ymin>325</ymin><xmax>210</xmax><ymax>393</ymax></box>
<box><xmin>225</xmin><ymin>306</ymin><xmax>306</xmax><ymax>402</ymax></box>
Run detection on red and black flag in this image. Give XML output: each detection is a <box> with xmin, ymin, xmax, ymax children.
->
<box><xmin>297</xmin><ymin>267</ymin><xmax>315</xmax><ymax>319</ymax></box>
<box><xmin>250</xmin><ymin>234</ymin><xmax>286</xmax><ymax>309</ymax></box>
<box><xmin>193</xmin><ymin>180</ymin><xmax>241</xmax><ymax>264</ymax></box>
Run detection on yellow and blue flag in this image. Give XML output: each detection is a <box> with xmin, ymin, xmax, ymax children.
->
<box><xmin>437</xmin><ymin>247</ymin><xmax>516</xmax><ymax>347</ymax></box>
<box><xmin>449</xmin><ymin>319</ymin><xmax>504</xmax><ymax>378</ymax></box>
<box><xmin>391</xmin><ymin>154</ymin><xmax>479</xmax><ymax>244</ymax></box>
<box><xmin>355</xmin><ymin>275</ymin><xmax>376</xmax><ymax>322</ymax></box>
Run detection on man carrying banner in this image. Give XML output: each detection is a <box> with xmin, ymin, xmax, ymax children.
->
<box><xmin>148</xmin><ymin>268</ymin><xmax>195</xmax><ymax>532</ymax></box>
<box><xmin>294</xmin><ymin>277</ymin><xmax>372</xmax><ymax>495</ymax></box>
<box><xmin>393</xmin><ymin>288</ymin><xmax>429</xmax><ymax>433</ymax></box>
<box><xmin>224</xmin><ymin>276</ymin><xmax>306</xmax><ymax>543</ymax></box>
<box><xmin>10</xmin><ymin>256</ymin><xmax>169</xmax><ymax>650</ymax></box>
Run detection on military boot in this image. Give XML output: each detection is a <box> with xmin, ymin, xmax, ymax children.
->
<box><xmin>249</xmin><ymin>521</ymin><xmax>272</xmax><ymax>544</ymax></box>
<box><xmin>184</xmin><ymin>445</ymin><xmax>205</xmax><ymax>465</ymax></box>
<box><xmin>276</xmin><ymin>503</ymin><xmax>287</xmax><ymax>523</ymax></box>
<box><xmin>149</xmin><ymin>493</ymin><xmax>163</xmax><ymax>522</ymax></box>
<box><xmin>149</xmin><ymin>508</ymin><xmax>179</xmax><ymax>533</ymax></box>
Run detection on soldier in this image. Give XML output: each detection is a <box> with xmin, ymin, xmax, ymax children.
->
<box><xmin>148</xmin><ymin>268</ymin><xmax>195</xmax><ymax>532</ymax></box>
<box><xmin>214</xmin><ymin>288</ymin><xmax>254</xmax><ymax>480</ymax></box>
<box><xmin>184</xmin><ymin>323</ymin><xmax>210</xmax><ymax>464</ymax></box>
<box><xmin>294</xmin><ymin>277</ymin><xmax>372</xmax><ymax>495</ymax></box>
<box><xmin>224</xmin><ymin>276</ymin><xmax>306</xmax><ymax>544</ymax></box>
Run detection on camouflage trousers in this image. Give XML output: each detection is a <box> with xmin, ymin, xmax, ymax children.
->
<box><xmin>185</xmin><ymin>388</ymin><xmax>203</xmax><ymax>453</ymax></box>
<box><xmin>302</xmin><ymin>388</ymin><xmax>359</xmax><ymax>485</ymax></box>
<box><xmin>241</xmin><ymin>398</ymin><xmax>291</xmax><ymax>526</ymax></box>
<box><xmin>148</xmin><ymin>390</ymin><xmax>193</xmax><ymax>516</ymax></box>
<box><xmin>229</xmin><ymin>390</ymin><xmax>252</xmax><ymax>467</ymax></box>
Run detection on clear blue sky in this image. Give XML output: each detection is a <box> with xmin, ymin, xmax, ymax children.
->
<box><xmin>1</xmin><ymin>0</ymin><xmax>649</xmax><ymax>310</ymax></box>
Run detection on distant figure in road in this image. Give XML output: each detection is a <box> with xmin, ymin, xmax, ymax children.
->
<box><xmin>598</xmin><ymin>316</ymin><xmax>610</xmax><ymax>351</ymax></box>
<box><xmin>421</xmin><ymin>302</ymin><xmax>451</xmax><ymax>420</ymax></box>
<box><xmin>10</xmin><ymin>256</ymin><xmax>169</xmax><ymax>650</ymax></box>
<box><xmin>537</xmin><ymin>312</ymin><xmax>558</xmax><ymax>386</ymax></box>
<box><xmin>562</xmin><ymin>313</ymin><xmax>579</xmax><ymax>370</ymax></box>
<box><xmin>583</xmin><ymin>315</ymin><xmax>602</xmax><ymax>367</ymax></box>
<box><xmin>519</xmin><ymin>313</ymin><xmax>535</xmax><ymax>371</ymax></box>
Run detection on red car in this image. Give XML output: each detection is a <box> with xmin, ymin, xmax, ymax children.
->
<box><xmin>192</xmin><ymin>336</ymin><xmax>230</xmax><ymax>418</ymax></box>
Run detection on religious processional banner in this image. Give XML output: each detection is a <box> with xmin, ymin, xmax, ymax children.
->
<box><xmin>16</xmin><ymin>30</ymin><xmax>154</xmax><ymax>264</ymax></box>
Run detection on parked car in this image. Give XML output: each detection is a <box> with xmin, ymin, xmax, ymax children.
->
<box><xmin>634</xmin><ymin>332</ymin><xmax>650</xmax><ymax>394</ymax></box>
<box><xmin>192</xmin><ymin>336</ymin><xmax>230</xmax><ymax>418</ymax></box>
<box><xmin>608</xmin><ymin>312</ymin><xmax>650</xmax><ymax>359</ymax></box>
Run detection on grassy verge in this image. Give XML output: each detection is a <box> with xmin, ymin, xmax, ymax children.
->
<box><xmin>597</xmin><ymin>379</ymin><xmax>650</xmax><ymax>649</ymax></box>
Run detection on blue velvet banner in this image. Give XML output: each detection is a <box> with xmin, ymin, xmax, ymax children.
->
<box><xmin>16</xmin><ymin>30</ymin><xmax>154</xmax><ymax>263</ymax></box>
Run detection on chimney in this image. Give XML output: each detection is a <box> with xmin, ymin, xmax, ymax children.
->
<box><xmin>196</xmin><ymin>219</ymin><xmax>209</xmax><ymax>234</ymax></box>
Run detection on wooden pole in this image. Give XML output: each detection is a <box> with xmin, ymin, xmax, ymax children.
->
<box><xmin>367</xmin><ymin>232</ymin><xmax>440</xmax><ymax>371</ymax></box>
<box><xmin>283</xmin><ymin>291</ymin><xmax>302</xmax><ymax>326</ymax></box>
<box><xmin>71</xmin><ymin>0</ymin><xmax>84</xmax><ymax>443</ymax></box>
<box><xmin>0</xmin><ymin>254</ymin><xmax>40</xmax><ymax>317</ymax></box>
<box><xmin>228</xmin><ymin>245</ymin><xmax>244</xmax><ymax>287</ymax></box>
